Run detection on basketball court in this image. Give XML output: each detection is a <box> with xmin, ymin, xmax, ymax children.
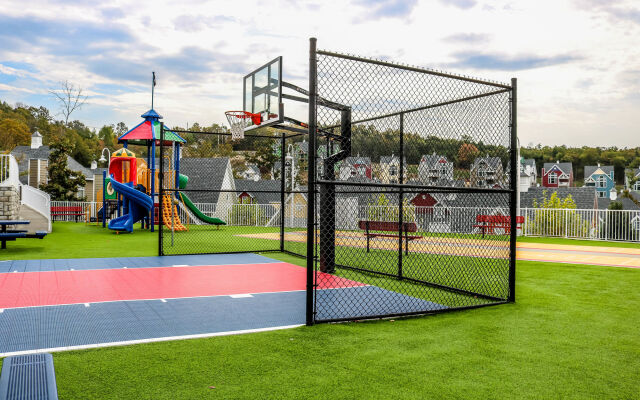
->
<box><xmin>0</xmin><ymin>253</ymin><xmax>446</xmax><ymax>357</ymax></box>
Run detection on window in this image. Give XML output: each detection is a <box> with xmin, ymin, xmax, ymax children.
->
<box><xmin>478</xmin><ymin>170</ymin><xmax>485</xmax><ymax>177</ymax></box>
<box><xmin>390</xmin><ymin>166</ymin><xmax>398</xmax><ymax>176</ymax></box>
<box><xmin>597</xmin><ymin>176</ymin><xmax>607</xmax><ymax>188</ymax></box>
<box><xmin>548</xmin><ymin>174</ymin><xmax>557</xmax><ymax>184</ymax></box>
<box><xmin>77</xmin><ymin>186</ymin><xmax>85</xmax><ymax>199</ymax></box>
<box><xmin>597</xmin><ymin>191</ymin><xmax>607</xmax><ymax>198</ymax></box>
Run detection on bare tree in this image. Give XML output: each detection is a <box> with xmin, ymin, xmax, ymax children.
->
<box><xmin>49</xmin><ymin>80</ymin><xmax>88</xmax><ymax>125</ymax></box>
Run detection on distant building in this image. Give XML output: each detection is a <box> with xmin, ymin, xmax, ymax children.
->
<box><xmin>179</xmin><ymin>157</ymin><xmax>236</xmax><ymax>218</ymax></box>
<box><xmin>338</xmin><ymin>155</ymin><xmax>372</xmax><ymax>180</ymax></box>
<box><xmin>520</xmin><ymin>158</ymin><xmax>537</xmax><ymax>189</ymax></box>
<box><xmin>520</xmin><ymin>187</ymin><xmax>597</xmax><ymax>210</ymax></box>
<box><xmin>11</xmin><ymin>131</ymin><xmax>104</xmax><ymax>201</ymax></box>
<box><xmin>584</xmin><ymin>164</ymin><xmax>615</xmax><ymax>199</ymax></box>
<box><xmin>541</xmin><ymin>161</ymin><xmax>573</xmax><ymax>188</ymax></box>
<box><xmin>418</xmin><ymin>153</ymin><xmax>453</xmax><ymax>184</ymax></box>
<box><xmin>379</xmin><ymin>154</ymin><xmax>407</xmax><ymax>184</ymax></box>
<box><xmin>241</xmin><ymin>164</ymin><xmax>261</xmax><ymax>181</ymax></box>
<box><xmin>625</xmin><ymin>168</ymin><xmax>640</xmax><ymax>191</ymax></box>
<box><xmin>235</xmin><ymin>179</ymin><xmax>281</xmax><ymax>204</ymax></box>
<box><xmin>470</xmin><ymin>156</ymin><xmax>504</xmax><ymax>188</ymax></box>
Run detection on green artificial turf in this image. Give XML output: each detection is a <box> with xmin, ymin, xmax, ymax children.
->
<box><xmin>1</xmin><ymin>223</ymin><xmax>639</xmax><ymax>398</ymax></box>
<box><xmin>49</xmin><ymin>258</ymin><xmax>640</xmax><ymax>399</ymax></box>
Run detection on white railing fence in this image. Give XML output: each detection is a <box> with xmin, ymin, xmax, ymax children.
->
<box><xmin>0</xmin><ymin>154</ymin><xmax>20</xmax><ymax>188</ymax></box>
<box><xmin>521</xmin><ymin>207</ymin><xmax>640</xmax><ymax>242</ymax></box>
<box><xmin>45</xmin><ymin>200</ymin><xmax>640</xmax><ymax>243</ymax></box>
<box><xmin>22</xmin><ymin>185</ymin><xmax>52</xmax><ymax>232</ymax></box>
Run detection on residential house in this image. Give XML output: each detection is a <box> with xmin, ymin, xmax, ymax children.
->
<box><xmin>470</xmin><ymin>156</ymin><xmax>504</xmax><ymax>188</ymax></box>
<box><xmin>584</xmin><ymin>164</ymin><xmax>615</xmax><ymax>199</ymax></box>
<box><xmin>338</xmin><ymin>156</ymin><xmax>372</xmax><ymax>180</ymax></box>
<box><xmin>179</xmin><ymin>157</ymin><xmax>236</xmax><ymax>219</ymax></box>
<box><xmin>520</xmin><ymin>158</ymin><xmax>537</xmax><ymax>189</ymax></box>
<box><xmin>520</xmin><ymin>187</ymin><xmax>597</xmax><ymax>210</ymax></box>
<box><xmin>541</xmin><ymin>161</ymin><xmax>573</xmax><ymax>188</ymax></box>
<box><xmin>235</xmin><ymin>179</ymin><xmax>281</xmax><ymax>204</ymax></box>
<box><xmin>418</xmin><ymin>153</ymin><xmax>453</xmax><ymax>184</ymax></box>
<box><xmin>625</xmin><ymin>168</ymin><xmax>640</xmax><ymax>191</ymax></box>
<box><xmin>11</xmin><ymin>131</ymin><xmax>105</xmax><ymax>201</ymax></box>
<box><xmin>379</xmin><ymin>154</ymin><xmax>407</xmax><ymax>184</ymax></box>
<box><xmin>241</xmin><ymin>164</ymin><xmax>261</xmax><ymax>181</ymax></box>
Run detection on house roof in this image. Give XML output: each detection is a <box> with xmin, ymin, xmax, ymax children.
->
<box><xmin>179</xmin><ymin>157</ymin><xmax>232</xmax><ymax>203</ymax></box>
<box><xmin>543</xmin><ymin>162</ymin><xmax>573</xmax><ymax>175</ymax></box>
<box><xmin>471</xmin><ymin>156</ymin><xmax>503</xmax><ymax>170</ymax></box>
<box><xmin>440</xmin><ymin>191</ymin><xmax>509</xmax><ymax>209</ymax></box>
<box><xmin>235</xmin><ymin>179</ymin><xmax>281</xmax><ymax>204</ymax></box>
<box><xmin>520</xmin><ymin>187</ymin><xmax>596</xmax><ymax>209</ymax></box>
<box><xmin>379</xmin><ymin>155</ymin><xmax>406</xmax><ymax>164</ymax></box>
<box><xmin>420</xmin><ymin>153</ymin><xmax>449</xmax><ymax>167</ymax></box>
<box><xmin>597</xmin><ymin>197</ymin><xmax>640</xmax><ymax>211</ymax></box>
<box><xmin>584</xmin><ymin>165</ymin><xmax>614</xmax><ymax>179</ymax></box>
<box><xmin>344</xmin><ymin>156</ymin><xmax>371</xmax><ymax>165</ymax></box>
<box><xmin>523</xmin><ymin>158</ymin><xmax>536</xmax><ymax>168</ymax></box>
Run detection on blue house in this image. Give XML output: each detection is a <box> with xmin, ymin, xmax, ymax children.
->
<box><xmin>584</xmin><ymin>164</ymin><xmax>615</xmax><ymax>199</ymax></box>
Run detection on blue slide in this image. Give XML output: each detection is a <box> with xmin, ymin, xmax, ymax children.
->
<box><xmin>108</xmin><ymin>175</ymin><xmax>153</xmax><ymax>233</ymax></box>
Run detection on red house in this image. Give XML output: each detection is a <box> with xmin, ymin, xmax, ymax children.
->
<box><xmin>542</xmin><ymin>162</ymin><xmax>573</xmax><ymax>188</ymax></box>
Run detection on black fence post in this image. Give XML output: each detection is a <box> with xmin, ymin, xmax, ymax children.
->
<box><xmin>306</xmin><ymin>37</ymin><xmax>317</xmax><ymax>326</ymax></box>
<box><xmin>398</xmin><ymin>112</ymin><xmax>404</xmax><ymax>279</ymax></box>
<box><xmin>508</xmin><ymin>78</ymin><xmax>518</xmax><ymax>302</ymax></box>
<box><xmin>159</xmin><ymin>122</ymin><xmax>165</xmax><ymax>256</ymax></box>
<box><xmin>280</xmin><ymin>132</ymin><xmax>286</xmax><ymax>252</ymax></box>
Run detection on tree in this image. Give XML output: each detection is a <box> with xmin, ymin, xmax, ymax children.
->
<box><xmin>246</xmin><ymin>138</ymin><xmax>278</xmax><ymax>178</ymax></box>
<box><xmin>528</xmin><ymin>191</ymin><xmax>589</xmax><ymax>237</ymax></box>
<box><xmin>457</xmin><ymin>143</ymin><xmax>480</xmax><ymax>169</ymax></box>
<box><xmin>98</xmin><ymin>125</ymin><xmax>116</xmax><ymax>148</ymax></box>
<box><xmin>49</xmin><ymin>80</ymin><xmax>88</xmax><ymax>125</ymax></box>
<box><xmin>115</xmin><ymin>122</ymin><xmax>128</xmax><ymax>137</ymax></box>
<box><xmin>0</xmin><ymin>119</ymin><xmax>31</xmax><ymax>150</ymax></box>
<box><xmin>39</xmin><ymin>137</ymin><xmax>86</xmax><ymax>200</ymax></box>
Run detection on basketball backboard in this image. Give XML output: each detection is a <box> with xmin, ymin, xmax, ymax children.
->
<box><xmin>243</xmin><ymin>56</ymin><xmax>283</xmax><ymax>130</ymax></box>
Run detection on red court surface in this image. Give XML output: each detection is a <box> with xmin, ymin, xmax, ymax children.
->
<box><xmin>0</xmin><ymin>262</ymin><xmax>365</xmax><ymax>309</ymax></box>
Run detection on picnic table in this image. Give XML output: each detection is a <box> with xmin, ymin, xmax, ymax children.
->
<box><xmin>0</xmin><ymin>220</ymin><xmax>47</xmax><ymax>249</ymax></box>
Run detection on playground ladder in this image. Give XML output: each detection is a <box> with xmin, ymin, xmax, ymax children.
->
<box><xmin>161</xmin><ymin>194</ymin><xmax>187</xmax><ymax>231</ymax></box>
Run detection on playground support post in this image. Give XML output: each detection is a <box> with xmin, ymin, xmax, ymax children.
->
<box><xmin>306</xmin><ymin>37</ymin><xmax>317</xmax><ymax>326</ymax></box>
<box><xmin>102</xmin><ymin>170</ymin><xmax>106</xmax><ymax>228</ymax></box>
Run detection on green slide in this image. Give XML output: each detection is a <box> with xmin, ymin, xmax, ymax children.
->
<box><xmin>178</xmin><ymin>192</ymin><xmax>227</xmax><ymax>226</ymax></box>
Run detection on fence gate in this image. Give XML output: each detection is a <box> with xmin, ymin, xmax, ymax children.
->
<box><xmin>307</xmin><ymin>39</ymin><xmax>518</xmax><ymax>323</ymax></box>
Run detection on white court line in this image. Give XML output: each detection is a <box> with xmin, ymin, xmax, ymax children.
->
<box><xmin>229</xmin><ymin>294</ymin><xmax>253</xmax><ymax>298</ymax></box>
<box><xmin>160</xmin><ymin>299</ymin><xmax>167</xmax><ymax>303</ymax></box>
<box><xmin>84</xmin><ymin>303</ymin><xmax>90</xmax><ymax>307</ymax></box>
<box><xmin>0</xmin><ymin>261</ymin><xmax>283</xmax><ymax>274</ymax></box>
<box><xmin>0</xmin><ymin>324</ymin><xmax>304</xmax><ymax>358</ymax></box>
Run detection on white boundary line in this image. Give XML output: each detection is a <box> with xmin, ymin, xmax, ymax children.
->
<box><xmin>0</xmin><ymin>324</ymin><xmax>304</xmax><ymax>358</ymax></box>
<box><xmin>0</xmin><ymin>261</ymin><xmax>284</xmax><ymax>275</ymax></box>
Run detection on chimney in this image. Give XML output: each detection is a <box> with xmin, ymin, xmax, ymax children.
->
<box><xmin>91</xmin><ymin>160</ymin><xmax>98</xmax><ymax>170</ymax></box>
<box><xmin>30</xmin><ymin>130</ymin><xmax>43</xmax><ymax>149</ymax></box>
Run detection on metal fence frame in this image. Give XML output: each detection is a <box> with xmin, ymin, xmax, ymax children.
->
<box><xmin>307</xmin><ymin>38</ymin><xmax>518</xmax><ymax>324</ymax></box>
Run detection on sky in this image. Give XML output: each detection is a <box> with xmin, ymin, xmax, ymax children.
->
<box><xmin>0</xmin><ymin>0</ymin><xmax>638</xmax><ymax>147</ymax></box>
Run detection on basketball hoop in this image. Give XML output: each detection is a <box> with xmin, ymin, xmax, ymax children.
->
<box><xmin>225</xmin><ymin>111</ymin><xmax>261</xmax><ymax>140</ymax></box>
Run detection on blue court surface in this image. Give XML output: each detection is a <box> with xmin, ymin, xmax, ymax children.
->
<box><xmin>0</xmin><ymin>254</ymin><xmax>446</xmax><ymax>356</ymax></box>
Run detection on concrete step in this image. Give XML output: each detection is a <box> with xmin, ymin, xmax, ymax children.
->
<box><xmin>18</xmin><ymin>204</ymin><xmax>50</xmax><ymax>233</ymax></box>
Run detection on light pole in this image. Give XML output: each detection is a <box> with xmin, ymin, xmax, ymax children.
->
<box><xmin>98</xmin><ymin>148</ymin><xmax>111</xmax><ymax>169</ymax></box>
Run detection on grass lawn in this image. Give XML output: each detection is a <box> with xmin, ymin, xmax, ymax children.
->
<box><xmin>2</xmin><ymin>223</ymin><xmax>638</xmax><ymax>398</ymax></box>
<box><xmin>48</xmin><ymin>257</ymin><xmax>639</xmax><ymax>399</ymax></box>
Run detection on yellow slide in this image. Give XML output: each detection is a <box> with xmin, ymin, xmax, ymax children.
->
<box><xmin>161</xmin><ymin>194</ymin><xmax>187</xmax><ymax>231</ymax></box>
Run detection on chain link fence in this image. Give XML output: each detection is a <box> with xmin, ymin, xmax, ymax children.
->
<box><xmin>308</xmin><ymin>45</ymin><xmax>517</xmax><ymax>322</ymax></box>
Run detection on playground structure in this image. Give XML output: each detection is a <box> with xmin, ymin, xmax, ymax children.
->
<box><xmin>100</xmin><ymin>110</ymin><xmax>226</xmax><ymax>233</ymax></box>
<box><xmin>158</xmin><ymin>38</ymin><xmax>519</xmax><ymax>325</ymax></box>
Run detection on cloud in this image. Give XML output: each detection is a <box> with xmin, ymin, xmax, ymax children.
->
<box><xmin>173</xmin><ymin>14</ymin><xmax>236</xmax><ymax>32</ymax></box>
<box><xmin>575</xmin><ymin>0</ymin><xmax>640</xmax><ymax>24</ymax></box>
<box><xmin>449</xmin><ymin>52</ymin><xmax>580</xmax><ymax>71</ymax></box>
<box><xmin>444</xmin><ymin>33</ymin><xmax>490</xmax><ymax>44</ymax></box>
<box><xmin>355</xmin><ymin>0</ymin><xmax>418</xmax><ymax>19</ymax></box>
<box><xmin>100</xmin><ymin>7</ymin><xmax>125</xmax><ymax>19</ymax></box>
<box><xmin>439</xmin><ymin>0</ymin><xmax>477</xmax><ymax>10</ymax></box>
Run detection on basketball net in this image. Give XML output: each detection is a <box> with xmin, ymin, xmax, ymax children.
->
<box><xmin>225</xmin><ymin>111</ymin><xmax>259</xmax><ymax>140</ymax></box>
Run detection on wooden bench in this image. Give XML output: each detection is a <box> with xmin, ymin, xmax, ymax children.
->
<box><xmin>358</xmin><ymin>220</ymin><xmax>422</xmax><ymax>255</ymax></box>
<box><xmin>51</xmin><ymin>206</ymin><xmax>84</xmax><ymax>222</ymax></box>
<box><xmin>473</xmin><ymin>215</ymin><xmax>524</xmax><ymax>237</ymax></box>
